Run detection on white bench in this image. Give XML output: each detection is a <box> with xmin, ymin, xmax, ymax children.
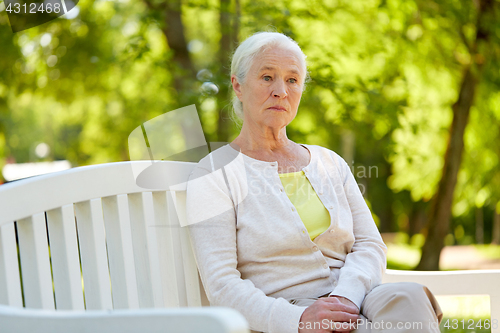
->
<box><xmin>0</xmin><ymin>161</ymin><xmax>499</xmax><ymax>332</ymax></box>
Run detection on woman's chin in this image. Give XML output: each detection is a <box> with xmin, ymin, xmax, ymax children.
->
<box><xmin>261</xmin><ymin>118</ymin><xmax>291</xmax><ymax>129</ymax></box>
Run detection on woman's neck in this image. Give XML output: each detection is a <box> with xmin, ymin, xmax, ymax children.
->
<box><xmin>232</xmin><ymin>124</ymin><xmax>292</xmax><ymax>153</ymax></box>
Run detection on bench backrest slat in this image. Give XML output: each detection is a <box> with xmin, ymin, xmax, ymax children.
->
<box><xmin>17</xmin><ymin>214</ymin><xmax>55</xmax><ymax>309</ymax></box>
<box><xmin>152</xmin><ymin>191</ymin><xmax>181</xmax><ymax>308</ymax></box>
<box><xmin>175</xmin><ymin>191</ymin><xmax>202</xmax><ymax>307</ymax></box>
<box><xmin>167</xmin><ymin>191</ymin><xmax>202</xmax><ymax>307</ymax></box>
<box><xmin>75</xmin><ymin>199</ymin><xmax>113</xmax><ymax>310</ymax></box>
<box><xmin>46</xmin><ymin>205</ymin><xmax>85</xmax><ymax>310</ymax></box>
<box><xmin>102</xmin><ymin>194</ymin><xmax>140</xmax><ymax>309</ymax></box>
<box><xmin>0</xmin><ymin>223</ymin><xmax>23</xmax><ymax>307</ymax></box>
<box><xmin>128</xmin><ymin>192</ymin><xmax>163</xmax><ymax>308</ymax></box>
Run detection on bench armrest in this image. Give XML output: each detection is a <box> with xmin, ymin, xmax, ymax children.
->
<box><xmin>0</xmin><ymin>305</ymin><xmax>249</xmax><ymax>333</ymax></box>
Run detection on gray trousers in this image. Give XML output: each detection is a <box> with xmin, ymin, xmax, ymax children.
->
<box><xmin>252</xmin><ymin>282</ymin><xmax>443</xmax><ymax>332</ymax></box>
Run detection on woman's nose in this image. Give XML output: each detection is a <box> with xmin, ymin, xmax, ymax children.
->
<box><xmin>272</xmin><ymin>81</ymin><xmax>287</xmax><ymax>98</ymax></box>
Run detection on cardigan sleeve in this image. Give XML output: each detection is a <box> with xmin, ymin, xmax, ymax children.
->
<box><xmin>328</xmin><ymin>155</ymin><xmax>387</xmax><ymax>308</ymax></box>
<box><xmin>185</xmin><ymin>164</ymin><xmax>307</xmax><ymax>333</ymax></box>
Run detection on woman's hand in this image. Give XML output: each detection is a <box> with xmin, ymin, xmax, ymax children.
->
<box><xmin>328</xmin><ymin>296</ymin><xmax>359</xmax><ymax>313</ymax></box>
<box><xmin>298</xmin><ymin>296</ymin><xmax>359</xmax><ymax>333</ymax></box>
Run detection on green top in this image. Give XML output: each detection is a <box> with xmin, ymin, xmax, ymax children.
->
<box><xmin>279</xmin><ymin>170</ymin><xmax>331</xmax><ymax>240</ymax></box>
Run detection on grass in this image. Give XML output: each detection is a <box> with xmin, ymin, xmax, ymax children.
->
<box><xmin>386</xmin><ymin>242</ymin><xmax>420</xmax><ymax>270</ymax></box>
<box><xmin>437</xmin><ymin>295</ymin><xmax>491</xmax><ymax>332</ymax></box>
<box><xmin>475</xmin><ymin>244</ymin><xmax>500</xmax><ymax>260</ymax></box>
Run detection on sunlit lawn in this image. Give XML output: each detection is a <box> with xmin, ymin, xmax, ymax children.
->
<box><xmin>437</xmin><ymin>296</ymin><xmax>491</xmax><ymax>333</ymax></box>
<box><xmin>475</xmin><ymin>244</ymin><xmax>500</xmax><ymax>260</ymax></box>
<box><xmin>386</xmin><ymin>240</ymin><xmax>496</xmax><ymax>332</ymax></box>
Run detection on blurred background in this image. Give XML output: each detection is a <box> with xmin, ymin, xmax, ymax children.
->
<box><xmin>1</xmin><ymin>0</ymin><xmax>500</xmax><ymax>278</ymax></box>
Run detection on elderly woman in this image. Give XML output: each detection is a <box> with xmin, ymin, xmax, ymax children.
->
<box><xmin>186</xmin><ymin>32</ymin><xmax>442</xmax><ymax>333</ymax></box>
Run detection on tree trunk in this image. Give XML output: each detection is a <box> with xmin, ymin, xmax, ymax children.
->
<box><xmin>162</xmin><ymin>0</ymin><xmax>196</xmax><ymax>105</ymax></box>
<box><xmin>408</xmin><ymin>201</ymin><xmax>427</xmax><ymax>238</ymax></box>
<box><xmin>216</xmin><ymin>0</ymin><xmax>240</xmax><ymax>143</ymax></box>
<box><xmin>142</xmin><ymin>0</ymin><xmax>206</xmax><ymax>157</ymax></box>
<box><xmin>476</xmin><ymin>206</ymin><xmax>484</xmax><ymax>244</ymax></box>
<box><xmin>416</xmin><ymin>0</ymin><xmax>494</xmax><ymax>270</ymax></box>
<box><xmin>341</xmin><ymin>128</ymin><xmax>355</xmax><ymax>168</ymax></box>
<box><xmin>492</xmin><ymin>203</ymin><xmax>500</xmax><ymax>245</ymax></box>
<box><xmin>142</xmin><ymin>0</ymin><xmax>197</xmax><ymax>103</ymax></box>
<box><xmin>378</xmin><ymin>160</ymin><xmax>393</xmax><ymax>233</ymax></box>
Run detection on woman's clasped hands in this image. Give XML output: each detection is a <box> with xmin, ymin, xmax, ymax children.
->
<box><xmin>298</xmin><ymin>296</ymin><xmax>359</xmax><ymax>333</ymax></box>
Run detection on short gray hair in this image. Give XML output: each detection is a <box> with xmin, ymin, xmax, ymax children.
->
<box><xmin>230</xmin><ymin>32</ymin><xmax>308</xmax><ymax>120</ymax></box>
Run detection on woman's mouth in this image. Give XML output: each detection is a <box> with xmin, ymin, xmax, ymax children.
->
<box><xmin>268</xmin><ymin>106</ymin><xmax>286</xmax><ymax>111</ymax></box>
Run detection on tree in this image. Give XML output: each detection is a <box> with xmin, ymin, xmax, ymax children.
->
<box><xmin>215</xmin><ymin>0</ymin><xmax>240</xmax><ymax>143</ymax></box>
<box><xmin>417</xmin><ymin>0</ymin><xmax>498</xmax><ymax>270</ymax></box>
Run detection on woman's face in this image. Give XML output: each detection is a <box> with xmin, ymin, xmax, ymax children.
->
<box><xmin>232</xmin><ymin>47</ymin><xmax>305</xmax><ymax>130</ymax></box>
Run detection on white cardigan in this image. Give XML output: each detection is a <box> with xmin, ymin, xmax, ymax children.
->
<box><xmin>185</xmin><ymin>144</ymin><xmax>387</xmax><ymax>333</ymax></box>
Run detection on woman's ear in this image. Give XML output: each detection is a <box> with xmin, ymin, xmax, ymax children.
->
<box><xmin>231</xmin><ymin>75</ymin><xmax>243</xmax><ymax>101</ymax></box>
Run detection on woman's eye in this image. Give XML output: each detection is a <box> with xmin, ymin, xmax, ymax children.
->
<box><xmin>263</xmin><ymin>76</ymin><xmax>271</xmax><ymax>81</ymax></box>
<box><xmin>288</xmin><ymin>78</ymin><xmax>297</xmax><ymax>83</ymax></box>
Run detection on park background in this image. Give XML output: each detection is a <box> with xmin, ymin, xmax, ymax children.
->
<box><xmin>0</xmin><ymin>0</ymin><xmax>500</xmax><ymax>329</ymax></box>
